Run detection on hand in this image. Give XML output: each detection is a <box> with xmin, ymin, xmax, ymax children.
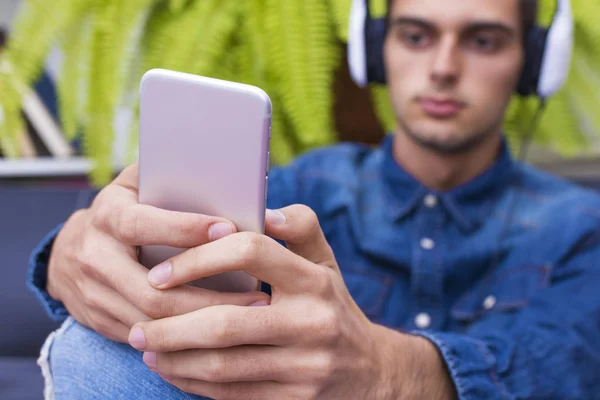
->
<box><xmin>47</xmin><ymin>164</ymin><xmax>270</xmax><ymax>343</ymax></box>
<box><xmin>128</xmin><ymin>205</ymin><xmax>428</xmax><ymax>399</ymax></box>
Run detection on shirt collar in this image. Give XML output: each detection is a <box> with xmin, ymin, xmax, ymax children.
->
<box><xmin>380</xmin><ymin>134</ymin><xmax>517</xmax><ymax>232</ymax></box>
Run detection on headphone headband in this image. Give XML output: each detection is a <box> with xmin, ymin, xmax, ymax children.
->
<box><xmin>348</xmin><ymin>0</ymin><xmax>574</xmax><ymax>99</ymax></box>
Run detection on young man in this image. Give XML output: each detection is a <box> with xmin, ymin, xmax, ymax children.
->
<box><xmin>28</xmin><ymin>0</ymin><xmax>600</xmax><ymax>399</ymax></box>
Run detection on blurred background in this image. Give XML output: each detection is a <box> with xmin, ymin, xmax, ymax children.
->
<box><xmin>1</xmin><ymin>0</ymin><xmax>599</xmax><ymax>186</ymax></box>
<box><xmin>0</xmin><ymin>0</ymin><xmax>599</xmax><ymax>399</ymax></box>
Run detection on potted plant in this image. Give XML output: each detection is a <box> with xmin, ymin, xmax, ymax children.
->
<box><xmin>0</xmin><ymin>0</ymin><xmax>598</xmax><ymax>186</ymax></box>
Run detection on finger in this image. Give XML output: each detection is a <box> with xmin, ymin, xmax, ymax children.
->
<box><xmin>148</xmin><ymin>346</ymin><xmax>302</xmax><ymax>383</ymax></box>
<box><xmin>101</xmin><ymin>202</ymin><xmax>237</xmax><ymax>247</ymax></box>
<box><xmin>90</xmin><ymin>164</ymin><xmax>139</xmax><ymax>208</ymax></box>
<box><xmin>112</xmin><ymin>163</ymin><xmax>139</xmax><ymax>194</ymax></box>
<box><xmin>158</xmin><ymin>376</ymin><xmax>295</xmax><ymax>400</ymax></box>
<box><xmin>146</xmin><ymin>232</ymin><xmax>320</xmax><ymax>293</ymax></box>
<box><xmin>129</xmin><ymin>304</ymin><xmax>293</xmax><ymax>351</ymax></box>
<box><xmin>88</xmin><ymin>313</ymin><xmax>131</xmax><ymax>344</ymax></box>
<box><xmin>83</xmin><ymin>277</ymin><xmax>152</xmax><ymax>329</ymax></box>
<box><xmin>95</xmin><ymin>248</ymin><xmax>270</xmax><ymax>320</ymax></box>
<box><xmin>265</xmin><ymin>205</ymin><xmax>337</xmax><ymax>270</ymax></box>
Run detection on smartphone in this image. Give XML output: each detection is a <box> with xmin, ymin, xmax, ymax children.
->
<box><xmin>137</xmin><ymin>68</ymin><xmax>272</xmax><ymax>293</ymax></box>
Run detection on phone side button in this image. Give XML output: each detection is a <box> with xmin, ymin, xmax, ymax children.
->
<box><xmin>266</xmin><ymin>151</ymin><xmax>270</xmax><ymax>173</ymax></box>
<box><xmin>264</xmin><ymin>176</ymin><xmax>269</xmax><ymax>198</ymax></box>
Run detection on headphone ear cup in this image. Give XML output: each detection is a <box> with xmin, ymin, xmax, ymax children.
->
<box><xmin>517</xmin><ymin>26</ymin><xmax>549</xmax><ymax>96</ymax></box>
<box><xmin>365</xmin><ymin>18</ymin><xmax>388</xmax><ymax>85</ymax></box>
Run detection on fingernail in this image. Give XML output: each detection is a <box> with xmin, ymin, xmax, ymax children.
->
<box><xmin>250</xmin><ymin>300</ymin><xmax>269</xmax><ymax>307</ymax></box>
<box><xmin>148</xmin><ymin>262</ymin><xmax>171</xmax><ymax>286</ymax></box>
<box><xmin>208</xmin><ymin>222</ymin><xmax>235</xmax><ymax>241</ymax></box>
<box><xmin>144</xmin><ymin>352</ymin><xmax>157</xmax><ymax>370</ymax></box>
<box><xmin>129</xmin><ymin>327</ymin><xmax>146</xmax><ymax>350</ymax></box>
<box><xmin>266</xmin><ymin>209</ymin><xmax>286</xmax><ymax>225</ymax></box>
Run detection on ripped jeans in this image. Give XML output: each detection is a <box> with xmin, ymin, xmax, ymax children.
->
<box><xmin>38</xmin><ymin>317</ymin><xmax>211</xmax><ymax>400</ymax></box>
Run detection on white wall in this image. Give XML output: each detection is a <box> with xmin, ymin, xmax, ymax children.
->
<box><xmin>0</xmin><ymin>0</ymin><xmax>22</xmax><ymax>29</ymax></box>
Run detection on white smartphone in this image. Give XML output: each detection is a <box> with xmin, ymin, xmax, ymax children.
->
<box><xmin>137</xmin><ymin>68</ymin><xmax>272</xmax><ymax>293</ymax></box>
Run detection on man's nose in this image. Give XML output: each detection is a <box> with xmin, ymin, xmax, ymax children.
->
<box><xmin>430</xmin><ymin>37</ymin><xmax>461</xmax><ymax>87</ymax></box>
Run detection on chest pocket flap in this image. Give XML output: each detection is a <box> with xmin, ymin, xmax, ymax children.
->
<box><xmin>451</xmin><ymin>265</ymin><xmax>553</xmax><ymax>323</ymax></box>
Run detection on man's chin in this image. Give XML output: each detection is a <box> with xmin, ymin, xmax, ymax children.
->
<box><xmin>401</xmin><ymin>124</ymin><xmax>494</xmax><ymax>155</ymax></box>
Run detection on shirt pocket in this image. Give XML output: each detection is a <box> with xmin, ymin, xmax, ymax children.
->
<box><xmin>337</xmin><ymin>260</ymin><xmax>394</xmax><ymax>322</ymax></box>
<box><xmin>450</xmin><ymin>264</ymin><xmax>553</xmax><ymax>324</ymax></box>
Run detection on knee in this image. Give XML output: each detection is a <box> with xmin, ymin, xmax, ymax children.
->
<box><xmin>38</xmin><ymin>318</ymin><xmax>202</xmax><ymax>399</ymax></box>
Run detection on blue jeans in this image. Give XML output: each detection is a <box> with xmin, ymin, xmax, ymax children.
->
<box><xmin>39</xmin><ymin>317</ymin><xmax>211</xmax><ymax>399</ymax></box>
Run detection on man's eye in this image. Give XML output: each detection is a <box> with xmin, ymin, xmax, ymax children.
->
<box><xmin>469</xmin><ymin>36</ymin><xmax>501</xmax><ymax>52</ymax></box>
<box><xmin>401</xmin><ymin>31</ymin><xmax>431</xmax><ymax>48</ymax></box>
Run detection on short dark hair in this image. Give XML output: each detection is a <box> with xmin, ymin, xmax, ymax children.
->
<box><xmin>520</xmin><ymin>0</ymin><xmax>539</xmax><ymax>41</ymax></box>
<box><xmin>385</xmin><ymin>0</ymin><xmax>539</xmax><ymax>43</ymax></box>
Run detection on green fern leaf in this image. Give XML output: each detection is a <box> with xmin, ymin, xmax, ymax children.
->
<box><xmin>504</xmin><ymin>0</ymin><xmax>600</xmax><ymax>157</ymax></box>
<box><xmin>189</xmin><ymin>0</ymin><xmax>242</xmax><ymax>77</ymax></box>
<box><xmin>329</xmin><ymin>0</ymin><xmax>352</xmax><ymax>42</ymax></box>
<box><xmin>0</xmin><ymin>78</ymin><xmax>24</xmax><ymax>157</ymax></box>
<box><xmin>84</xmin><ymin>0</ymin><xmax>154</xmax><ymax>185</ymax></box>
<box><xmin>265</xmin><ymin>0</ymin><xmax>341</xmax><ymax>153</ymax></box>
<box><xmin>57</xmin><ymin>14</ymin><xmax>94</xmax><ymax>140</ymax></box>
<box><xmin>0</xmin><ymin>0</ymin><xmax>94</xmax><ymax>156</ymax></box>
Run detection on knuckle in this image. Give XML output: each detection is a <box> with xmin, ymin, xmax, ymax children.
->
<box><xmin>155</xmin><ymin>353</ymin><xmax>173</xmax><ymax>375</ymax></box>
<box><xmin>137</xmin><ymin>289</ymin><xmax>164</xmax><ymax>318</ymax></box>
<box><xmin>312</xmin><ymin>268</ymin><xmax>334</xmax><ymax>297</ymax></box>
<box><xmin>288</xmin><ymin>205</ymin><xmax>321</xmax><ymax>242</ymax></box>
<box><xmin>82</xmin><ymin>285</ymin><xmax>102</xmax><ymax>310</ymax></box>
<box><xmin>158</xmin><ymin>294</ymin><xmax>178</xmax><ymax>318</ymax></box>
<box><xmin>69</xmin><ymin>209</ymin><xmax>88</xmax><ymax>227</ymax></box>
<box><xmin>295</xmin><ymin>383</ymin><xmax>322</xmax><ymax>400</ymax></box>
<box><xmin>297</xmin><ymin>204</ymin><xmax>319</xmax><ymax>225</ymax></box>
<box><xmin>147</xmin><ymin>322</ymin><xmax>170</xmax><ymax>351</ymax></box>
<box><xmin>177</xmin><ymin>212</ymin><xmax>204</xmax><ymax>240</ymax></box>
<box><xmin>235</xmin><ymin>232</ymin><xmax>265</xmax><ymax>266</ymax></box>
<box><xmin>91</xmin><ymin>316</ymin><xmax>113</xmax><ymax>338</ymax></box>
<box><xmin>312</xmin><ymin>306</ymin><xmax>340</xmax><ymax>343</ymax></box>
<box><xmin>212</xmin><ymin>311</ymin><xmax>241</xmax><ymax>344</ymax></box>
<box><xmin>219</xmin><ymin>383</ymin><xmax>253</xmax><ymax>400</ymax></box>
<box><xmin>294</xmin><ymin>203</ymin><xmax>318</xmax><ymax>220</ymax></box>
<box><xmin>90</xmin><ymin>199</ymin><xmax>116</xmax><ymax>232</ymax></box>
<box><xmin>115</xmin><ymin>206</ymin><xmax>146</xmax><ymax>243</ymax></box>
<box><xmin>312</xmin><ymin>352</ymin><xmax>336</xmax><ymax>380</ymax></box>
<box><xmin>204</xmin><ymin>352</ymin><xmax>229</xmax><ymax>382</ymax></box>
<box><xmin>76</xmin><ymin>241</ymin><xmax>101</xmax><ymax>278</ymax></box>
<box><xmin>139</xmin><ymin>290</ymin><xmax>177</xmax><ymax>319</ymax></box>
<box><xmin>306</xmin><ymin>385</ymin><xmax>322</xmax><ymax>400</ymax></box>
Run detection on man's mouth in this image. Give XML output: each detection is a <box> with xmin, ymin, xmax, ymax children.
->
<box><xmin>418</xmin><ymin>97</ymin><xmax>465</xmax><ymax>118</ymax></box>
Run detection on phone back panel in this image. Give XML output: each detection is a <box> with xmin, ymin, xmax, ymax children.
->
<box><xmin>137</xmin><ymin>69</ymin><xmax>271</xmax><ymax>292</ymax></box>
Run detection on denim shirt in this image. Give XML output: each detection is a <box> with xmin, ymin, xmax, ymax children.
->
<box><xmin>28</xmin><ymin>135</ymin><xmax>600</xmax><ymax>399</ymax></box>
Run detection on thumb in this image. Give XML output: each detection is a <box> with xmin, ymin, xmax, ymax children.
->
<box><xmin>264</xmin><ymin>205</ymin><xmax>338</xmax><ymax>271</ymax></box>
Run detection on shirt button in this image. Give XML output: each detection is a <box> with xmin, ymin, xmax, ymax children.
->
<box><xmin>483</xmin><ymin>295</ymin><xmax>497</xmax><ymax>310</ymax></box>
<box><xmin>415</xmin><ymin>313</ymin><xmax>432</xmax><ymax>329</ymax></box>
<box><xmin>424</xmin><ymin>194</ymin><xmax>438</xmax><ymax>208</ymax></box>
<box><xmin>420</xmin><ymin>238</ymin><xmax>435</xmax><ymax>250</ymax></box>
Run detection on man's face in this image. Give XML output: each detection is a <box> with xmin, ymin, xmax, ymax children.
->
<box><xmin>384</xmin><ymin>0</ymin><xmax>525</xmax><ymax>153</ymax></box>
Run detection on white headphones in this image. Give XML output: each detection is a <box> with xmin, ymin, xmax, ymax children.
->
<box><xmin>348</xmin><ymin>0</ymin><xmax>574</xmax><ymax>100</ymax></box>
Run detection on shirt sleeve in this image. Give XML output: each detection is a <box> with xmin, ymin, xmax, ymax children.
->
<box><xmin>26</xmin><ymin>188</ymin><xmax>101</xmax><ymax>322</ymax></box>
<box><xmin>411</xmin><ymin>233</ymin><xmax>600</xmax><ymax>400</ymax></box>
<box><xmin>26</xmin><ymin>222</ymin><xmax>70</xmax><ymax>322</ymax></box>
<box><xmin>266</xmin><ymin>164</ymin><xmax>302</xmax><ymax>210</ymax></box>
